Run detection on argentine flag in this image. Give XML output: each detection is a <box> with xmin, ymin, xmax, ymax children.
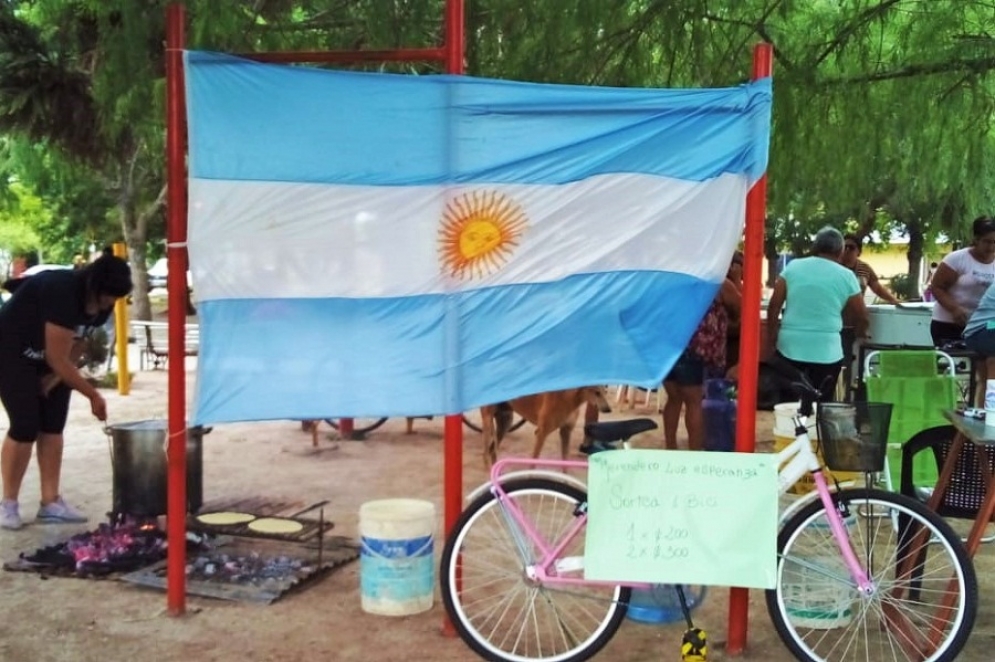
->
<box><xmin>184</xmin><ymin>51</ymin><xmax>771</xmax><ymax>425</ymax></box>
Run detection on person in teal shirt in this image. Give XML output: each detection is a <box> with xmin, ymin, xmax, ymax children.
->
<box><xmin>963</xmin><ymin>279</ymin><xmax>995</xmax><ymax>393</ymax></box>
<box><xmin>766</xmin><ymin>226</ymin><xmax>868</xmax><ymax>413</ymax></box>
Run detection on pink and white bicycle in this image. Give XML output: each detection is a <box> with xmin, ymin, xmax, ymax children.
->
<box><xmin>441</xmin><ymin>380</ymin><xmax>977</xmax><ymax>662</ymax></box>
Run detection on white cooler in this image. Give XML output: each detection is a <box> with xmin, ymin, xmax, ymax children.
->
<box><xmin>867</xmin><ymin>303</ymin><xmax>934</xmax><ymax>347</ymax></box>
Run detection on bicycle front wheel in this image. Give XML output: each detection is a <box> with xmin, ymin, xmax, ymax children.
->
<box><xmin>323</xmin><ymin>417</ymin><xmax>387</xmax><ymax>438</ymax></box>
<box><xmin>767</xmin><ymin>488</ymin><xmax>977</xmax><ymax>662</ymax></box>
<box><xmin>440</xmin><ymin>478</ymin><xmax>629</xmax><ymax>662</ymax></box>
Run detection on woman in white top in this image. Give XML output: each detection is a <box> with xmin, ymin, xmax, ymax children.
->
<box><xmin>929</xmin><ymin>216</ymin><xmax>995</xmax><ymax>346</ymax></box>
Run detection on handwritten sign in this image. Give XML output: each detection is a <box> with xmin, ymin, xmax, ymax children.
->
<box><xmin>584</xmin><ymin>449</ymin><xmax>778</xmax><ymax>589</ymax></box>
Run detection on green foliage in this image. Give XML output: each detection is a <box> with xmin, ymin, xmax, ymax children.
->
<box><xmin>0</xmin><ymin>181</ymin><xmax>48</xmax><ymax>264</ymax></box>
<box><xmin>80</xmin><ymin>326</ymin><xmax>109</xmax><ymax>370</ymax></box>
<box><xmin>888</xmin><ymin>273</ymin><xmax>915</xmax><ymax>301</ymax></box>
<box><xmin>1</xmin><ymin>0</ymin><xmax>995</xmax><ymax>289</ymax></box>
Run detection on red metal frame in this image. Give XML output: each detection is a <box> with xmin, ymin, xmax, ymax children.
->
<box><xmin>166</xmin><ymin>6</ymin><xmax>770</xmax><ymax>649</ymax></box>
<box><xmin>726</xmin><ymin>41</ymin><xmax>774</xmax><ymax>655</ymax></box>
<box><xmin>163</xmin><ymin>0</ymin><xmax>466</xmax><ymax>617</ymax></box>
<box><xmin>164</xmin><ymin>2</ymin><xmax>187</xmax><ymax>615</ymax></box>
<box><xmin>441</xmin><ymin>0</ymin><xmax>465</xmax><ymax>637</ymax></box>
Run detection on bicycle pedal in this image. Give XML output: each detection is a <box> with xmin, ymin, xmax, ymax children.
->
<box><xmin>681</xmin><ymin>627</ymin><xmax>707</xmax><ymax>661</ymax></box>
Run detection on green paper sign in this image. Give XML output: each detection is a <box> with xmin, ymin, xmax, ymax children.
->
<box><xmin>584</xmin><ymin>449</ymin><xmax>778</xmax><ymax>589</ymax></box>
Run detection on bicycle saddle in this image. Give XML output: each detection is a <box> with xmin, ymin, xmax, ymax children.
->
<box><xmin>584</xmin><ymin>418</ymin><xmax>658</xmax><ymax>443</ymax></box>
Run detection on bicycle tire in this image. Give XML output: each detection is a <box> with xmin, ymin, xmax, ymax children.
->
<box><xmin>323</xmin><ymin>418</ymin><xmax>388</xmax><ymax>437</ymax></box>
<box><xmin>766</xmin><ymin>488</ymin><xmax>977</xmax><ymax>662</ymax></box>
<box><xmin>440</xmin><ymin>478</ymin><xmax>630</xmax><ymax>662</ymax></box>
<box><xmin>461</xmin><ymin>412</ymin><xmax>528</xmax><ymax>434</ymax></box>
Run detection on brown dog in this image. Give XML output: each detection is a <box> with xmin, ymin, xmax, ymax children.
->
<box><xmin>479</xmin><ymin>386</ymin><xmax>612</xmax><ymax>467</ymax></box>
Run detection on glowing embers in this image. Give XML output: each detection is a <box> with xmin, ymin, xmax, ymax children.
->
<box><xmin>6</xmin><ymin>517</ymin><xmax>171</xmax><ymax>577</ymax></box>
<box><xmin>121</xmin><ymin>538</ymin><xmax>361</xmax><ymax>604</ymax></box>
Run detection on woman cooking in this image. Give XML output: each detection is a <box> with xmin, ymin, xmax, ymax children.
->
<box><xmin>0</xmin><ymin>248</ymin><xmax>133</xmax><ymax>530</ymax></box>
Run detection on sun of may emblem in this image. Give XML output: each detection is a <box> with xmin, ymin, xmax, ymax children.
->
<box><xmin>438</xmin><ymin>190</ymin><xmax>528</xmax><ymax>280</ymax></box>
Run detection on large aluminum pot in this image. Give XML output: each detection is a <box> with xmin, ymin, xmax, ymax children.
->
<box><xmin>106</xmin><ymin>420</ymin><xmax>206</xmax><ymax>517</ymax></box>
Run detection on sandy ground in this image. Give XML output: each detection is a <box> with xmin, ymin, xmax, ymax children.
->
<box><xmin>1</xmin><ymin>364</ymin><xmax>994</xmax><ymax>662</ymax></box>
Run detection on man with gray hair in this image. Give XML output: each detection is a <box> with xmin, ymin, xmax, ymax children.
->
<box><xmin>766</xmin><ymin>226</ymin><xmax>869</xmax><ymax>412</ymax></box>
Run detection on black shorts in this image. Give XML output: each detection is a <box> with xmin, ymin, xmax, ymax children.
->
<box><xmin>665</xmin><ymin>351</ymin><xmax>706</xmax><ymax>387</ymax></box>
<box><xmin>0</xmin><ymin>353</ymin><xmax>72</xmax><ymax>442</ymax></box>
<box><xmin>930</xmin><ymin>320</ymin><xmax>965</xmax><ymax>347</ymax></box>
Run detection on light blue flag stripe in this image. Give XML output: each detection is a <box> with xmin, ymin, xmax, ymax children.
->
<box><xmin>184</xmin><ymin>51</ymin><xmax>771</xmax><ymax>186</ymax></box>
<box><xmin>191</xmin><ymin>271</ymin><xmax>715</xmax><ymax>424</ymax></box>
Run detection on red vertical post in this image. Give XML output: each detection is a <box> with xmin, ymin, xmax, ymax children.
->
<box><xmin>727</xmin><ymin>42</ymin><xmax>773</xmax><ymax>656</ymax></box>
<box><xmin>442</xmin><ymin>0</ymin><xmax>465</xmax><ymax>638</ymax></box>
<box><xmin>164</xmin><ymin>1</ymin><xmax>188</xmax><ymax>616</ymax></box>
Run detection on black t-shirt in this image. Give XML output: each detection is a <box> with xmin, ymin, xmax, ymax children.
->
<box><xmin>0</xmin><ymin>270</ymin><xmax>111</xmax><ymax>366</ymax></box>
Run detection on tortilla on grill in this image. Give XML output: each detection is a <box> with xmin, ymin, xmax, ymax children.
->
<box><xmin>196</xmin><ymin>511</ymin><xmax>256</xmax><ymax>526</ymax></box>
<box><xmin>247</xmin><ymin>517</ymin><xmax>304</xmax><ymax>534</ymax></box>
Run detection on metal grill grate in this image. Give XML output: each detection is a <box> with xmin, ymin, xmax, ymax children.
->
<box><xmin>188</xmin><ymin>497</ymin><xmax>334</xmax><ymax>543</ymax></box>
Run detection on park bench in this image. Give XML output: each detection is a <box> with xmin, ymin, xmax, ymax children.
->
<box><xmin>130</xmin><ymin>320</ymin><xmax>199</xmax><ymax>370</ymax></box>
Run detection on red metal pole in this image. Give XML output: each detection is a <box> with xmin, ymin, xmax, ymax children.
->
<box><xmin>727</xmin><ymin>41</ymin><xmax>773</xmax><ymax>656</ymax></box>
<box><xmin>442</xmin><ymin>0</ymin><xmax>465</xmax><ymax>638</ymax></box>
<box><xmin>165</xmin><ymin>1</ymin><xmax>188</xmax><ymax>616</ymax></box>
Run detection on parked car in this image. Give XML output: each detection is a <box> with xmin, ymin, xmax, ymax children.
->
<box><xmin>148</xmin><ymin>258</ymin><xmax>168</xmax><ymax>289</ymax></box>
<box><xmin>147</xmin><ymin>258</ymin><xmax>192</xmax><ymax>290</ymax></box>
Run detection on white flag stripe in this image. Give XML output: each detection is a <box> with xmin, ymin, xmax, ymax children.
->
<box><xmin>188</xmin><ymin>172</ymin><xmax>746</xmax><ymax>301</ymax></box>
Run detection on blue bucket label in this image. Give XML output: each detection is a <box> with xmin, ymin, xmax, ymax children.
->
<box><xmin>361</xmin><ymin>535</ymin><xmax>434</xmax><ymax>602</ymax></box>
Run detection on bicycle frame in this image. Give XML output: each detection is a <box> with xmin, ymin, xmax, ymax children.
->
<box><xmin>776</xmin><ymin>413</ymin><xmax>873</xmax><ymax>594</ymax></box>
<box><xmin>487</xmin><ymin>413</ymin><xmax>874</xmax><ymax>595</ymax></box>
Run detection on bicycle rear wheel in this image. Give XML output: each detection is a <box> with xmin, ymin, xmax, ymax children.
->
<box><xmin>767</xmin><ymin>488</ymin><xmax>976</xmax><ymax>662</ymax></box>
<box><xmin>440</xmin><ymin>478</ymin><xmax>629</xmax><ymax>662</ymax></box>
<box><xmin>461</xmin><ymin>411</ymin><xmax>528</xmax><ymax>434</ymax></box>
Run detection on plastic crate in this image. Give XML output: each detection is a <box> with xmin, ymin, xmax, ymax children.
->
<box><xmin>866</xmin><ymin>375</ymin><xmax>958</xmax><ymax>488</ymax></box>
<box><xmin>772</xmin><ymin>434</ymin><xmax>860</xmax><ymax>494</ymax></box>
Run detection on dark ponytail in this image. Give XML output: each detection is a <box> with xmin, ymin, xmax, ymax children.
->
<box><xmin>83</xmin><ymin>247</ymin><xmax>133</xmax><ymax>298</ymax></box>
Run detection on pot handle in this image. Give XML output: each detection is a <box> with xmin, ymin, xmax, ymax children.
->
<box><xmin>104</xmin><ymin>424</ymin><xmax>116</xmax><ymax>468</ymax></box>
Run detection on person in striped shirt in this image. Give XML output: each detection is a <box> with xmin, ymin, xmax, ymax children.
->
<box><xmin>840</xmin><ymin>233</ymin><xmax>901</xmax><ymax>305</ymax></box>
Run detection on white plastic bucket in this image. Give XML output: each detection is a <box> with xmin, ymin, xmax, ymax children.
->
<box><xmin>782</xmin><ymin>514</ymin><xmax>856</xmax><ymax>629</ymax></box>
<box><xmin>359</xmin><ymin>499</ymin><xmax>436</xmax><ymax>616</ymax></box>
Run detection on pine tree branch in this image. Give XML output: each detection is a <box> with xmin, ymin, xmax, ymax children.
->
<box><xmin>819</xmin><ymin>56</ymin><xmax>995</xmax><ymax>85</ymax></box>
<box><xmin>700</xmin><ymin>0</ymin><xmax>794</xmax><ymax>72</ymax></box>
<box><xmin>812</xmin><ymin>0</ymin><xmax>903</xmax><ymax>67</ymax></box>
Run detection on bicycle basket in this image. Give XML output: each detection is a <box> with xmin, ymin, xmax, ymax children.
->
<box><xmin>816</xmin><ymin>402</ymin><xmax>892</xmax><ymax>473</ymax></box>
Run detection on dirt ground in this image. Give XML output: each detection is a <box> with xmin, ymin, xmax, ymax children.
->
<box><xmin>1</xmin><ymin>366</ymin><xmax>994</xmax><ymax>662</ymax></box>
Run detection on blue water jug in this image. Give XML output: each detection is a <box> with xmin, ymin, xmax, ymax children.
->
<box><xmin>703</xmin><ymin>378</ymin><xmax>736</xmax><ymax>452</ymax></box>
<box><xmin>627</xmin><ymin>584</ymin><xmax>707</xmax><ymax>624</ymax></box>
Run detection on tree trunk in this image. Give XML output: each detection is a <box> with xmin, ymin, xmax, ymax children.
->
<box><xmin>906</xmin><ymin>222</ymin><xmax>925</xmax><ymax>299</ymax></box>
<box><xmin>117</xmin><ymin>175</ymin><xmax>164</xmax><ymax>322</ymax></box>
